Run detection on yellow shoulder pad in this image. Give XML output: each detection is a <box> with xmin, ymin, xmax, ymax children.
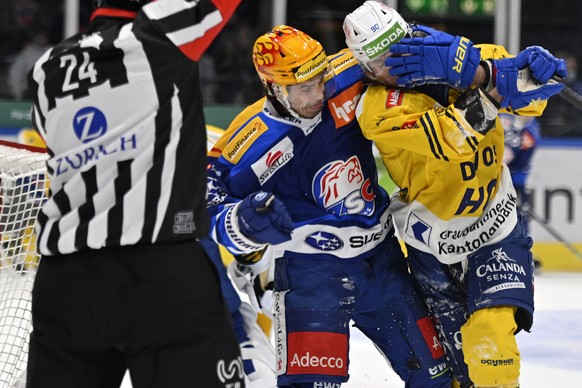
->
<box><xmin>222</xmin><ymin>115</ymin><xmax>269</xmax><ymax>164</ymax></box>
<box><xmin>209</xmin><ymin>98</ymin><xmax>266</xmax><ymax>159</ymax></box>
<box><xmin>328</xmin><ymin>48</ymin><xmax>359</xmax><ymax>77</ymax></box>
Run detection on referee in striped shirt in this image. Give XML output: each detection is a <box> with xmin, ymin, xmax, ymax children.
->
<box><xmin>27</xmin><ymin>1</ymin><xmax>245</xmax><ymax>387</ymax></box>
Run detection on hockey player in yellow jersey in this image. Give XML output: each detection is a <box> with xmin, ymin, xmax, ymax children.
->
<box><xmin>343</xmin><ymin>1</ymin><xmax>567</xmax><ymax>388</ymax></box>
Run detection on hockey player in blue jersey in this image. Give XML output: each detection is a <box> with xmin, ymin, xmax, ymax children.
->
<box><xmin>500</xmin><ymin>114</ymin><xmax>541</xmax><ymax>236</ymax></box>
<box><xmin>500</xmin><ymin>113</ymin><xmax>542</xmax><ymax>269</ymax></box>
<box><xmin>206</xmin><ymin>25</ymin><xmax>452</xmax><ymax>387</ymax></box>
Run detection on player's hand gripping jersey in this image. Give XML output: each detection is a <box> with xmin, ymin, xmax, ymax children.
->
<box><xmin>356</xmin><ymin>45</ymin><xmax>545</xmax><ymax>264</ymax></box>
<box><xmin>207</xmin><ymin>50</ymin><xmax>393</xmax><ymax>260</ymax></box>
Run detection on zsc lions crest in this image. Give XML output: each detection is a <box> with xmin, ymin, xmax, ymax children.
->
<box><xmin>313</xmin><ymin>156</ymin><xmax>375</xmax><ymax>216</ymax></box>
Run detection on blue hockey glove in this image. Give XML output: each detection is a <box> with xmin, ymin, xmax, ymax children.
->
<box><xmin>237</xmin><ymin>192</ymin><xmax>293</xmax><ymax>245</ymax></box>
<box><xmin>528</xmin><ymin>46</ymin><xmax>567</xmax><ymax>82</ymax></box>
<box><xmin>493</xmin><ymin>46</ymin><xmax>567</xmax><ymax>109</ymax></box>
<box><xmin>497</xmin><ymin>68</ymin><xmax>564</xmax><ymax>110</ymax></box>
<box><xmin>385</xmin><ymin>24</ymin><xmax>481</xmax><ymax>90</ymax></box>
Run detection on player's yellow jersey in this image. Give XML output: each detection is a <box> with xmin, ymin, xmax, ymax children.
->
<box><xmin>356</xmin><ymin>45</ymin><xmax>545</xmax><ymax>264</ymax></box>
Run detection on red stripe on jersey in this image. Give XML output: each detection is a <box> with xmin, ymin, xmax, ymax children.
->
<box><xmin>90</xmin><ymin>8</ymin><xmax>137</xmax><ymax>22</ymax></box>
<box><xmin>208</xmin><ymin>147</ymin><xmax>223</xmax><ymax>159</ymax></box>
<box><xmin>417</xmin><ymin>316</ymin><xmax>446</xmax><ymax>359</ymax></box>
<box><xmin>179</xmin><ymin>0</ymin><xmax>241</xmax><ymax>61</ymax></box>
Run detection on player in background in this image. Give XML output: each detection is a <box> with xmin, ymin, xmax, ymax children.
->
<box><xmin>27</xmin><ymin>0</ymin><xmax>244</xmax><ymax>387</ymax></box>
<box><xmin>538</xmin><ymin>52</ymin><xmax>582</xmax><ymax>136</ymax></box>
<box><xmin>499</xmin><ymin>114</ymin><xmax>542</xmax><ymax>270</ymax></box>
<box><xmin>343</xmin><ymin>2</ymin><xmax>566</xmax><ymax>387</ymax></box>
<box><xmin>207</xmin><ymin>25</ymin><xmax>453</xmax><ymax>387</ymax></box>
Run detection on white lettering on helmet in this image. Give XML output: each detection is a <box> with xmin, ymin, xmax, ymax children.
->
<box><xmin>363</xmin><ymin>26</ymin><xmax>405</xmax><ymax>59</ymax></box>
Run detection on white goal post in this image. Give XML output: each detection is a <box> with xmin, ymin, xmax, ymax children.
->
<box><xmin>0</xmin><ymin>140</ymin><xmax>48</xmax><ymax>388</ymax></box>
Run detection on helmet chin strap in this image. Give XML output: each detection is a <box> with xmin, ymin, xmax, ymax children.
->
<box><xmin>271</xmin><ymin>84</ymin><xmax>303</xmax><ymax>119</ymax></box>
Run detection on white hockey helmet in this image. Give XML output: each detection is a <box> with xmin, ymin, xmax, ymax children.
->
<box><xmin>343</xmin><ymin>1</ymin><xmax>410</xmax><ymax>73</ymax></box>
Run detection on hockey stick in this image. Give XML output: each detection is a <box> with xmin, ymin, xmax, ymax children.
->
<box><xmin>526</xmin><ymin>209</ymin><xmax>582</xmax><ymax>261</ymax></box>
<box><xmin>550</xmin><ymin>76</ymin><xmax>582</xmax><ymax>111</ymax></box>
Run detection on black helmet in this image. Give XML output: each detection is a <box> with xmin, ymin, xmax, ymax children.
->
<box><xmin>92</xmin><ymin>0</ymin><xmax>149</xmax><ymax>11</ymax></box>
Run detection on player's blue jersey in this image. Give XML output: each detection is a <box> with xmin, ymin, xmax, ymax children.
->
<box><xmin>500</xmin><ymin>114</ymin><xmax>541</xmax><ymax>188</ymax></box>
<box><xmin>207</xmin><ymin>49</ymin><xmax>393</xmax><ymax>260</ymax></box>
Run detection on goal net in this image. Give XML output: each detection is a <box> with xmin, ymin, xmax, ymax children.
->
<box><xmin>0</xmin><ymin>140</ymin><xmax>48</xmax><ymax>388</ymax></box>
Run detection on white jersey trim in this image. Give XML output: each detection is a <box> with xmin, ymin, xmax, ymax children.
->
<box><xmin>167</xmin><ymin>10</ymin><xmax>223</xmax><ymax>48</ymax></box>
<box><xmin>144</xmin><ymin>0</ymin><xmax>202</xmax><ymax>19</ymax></box>
<box><xmin>152</xmin><ymin>85</ymin><xmax>182</xmax><ymax>240</ymax></box>
<box><xmin>392</xmin><ymin>166</ymin><xmax>518</xmax><ymax>264</ymax></box>
<box><xmin>271</xmin><ymin>209</ymin><xmax>393</xmax><ymax>259</ymax></box>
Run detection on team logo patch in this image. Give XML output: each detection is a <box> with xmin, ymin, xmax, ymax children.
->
<box><xmin>251</xmin><ymin>137</ymin><xmax>294</xmax><ymax>185</ymax></box>
<box><xmin>385</xmin><ymin>89</ymin><xmax>403</xmax><ymax>108</ymax></box>
<box><xmin>304</xmin><ymin>231</ymin><xmax>344</xmax><ymax>251</ymax></box>
<box><xmin>73</xmin><ymin>106</ymin><xmax>107</xmax><ymax>143</ymax></box>
<box><xmin>312</xmin><ymin>156</ymin><xmax>375</xmax><ymax>216</ymax></box>
<box><xmin>287</xmin><ymin>331</ymin><xmax>348</xmax><ymax>376</ymax></box>
<box><xmin>328</xmin><ymin>82</ymin><xmax>363</xmax><ymax>128</ymax></box>
<box><xmin>405</xmin><ymin>212</ymin><xmax>431</xmax><ymax>245</ymax></box>
<box><xmin>223</xmin><ymin>116</ymin><xmax>268</xmax><ymax>163</ymax></box>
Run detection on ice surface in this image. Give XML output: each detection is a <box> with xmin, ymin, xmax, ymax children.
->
<box><xmin>120</xmin><ymin>272</ymin><xmax>582</xmax><ymax>387</ymax></box>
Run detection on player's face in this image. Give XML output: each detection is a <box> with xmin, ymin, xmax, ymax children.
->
<box><xmin>362</xmin><ymin>52</ymin><xmax>399</xmax><ymax>87</ymax></box>
<box><xmin>286</xmin><ymin>72</ymin><xmax>326</xmax><ymax>119</ymax></box>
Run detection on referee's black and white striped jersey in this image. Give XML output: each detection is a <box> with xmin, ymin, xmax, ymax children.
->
<box><xmin>30</xmin><ymin>0</ymin><xmax>241</xmax><ymax>256</ymax></box>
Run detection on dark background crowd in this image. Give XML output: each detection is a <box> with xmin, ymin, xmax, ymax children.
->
<box><xmin>1</xmin><ymin>0</ymin><xmax>581</xmax><ymax>137</ymax></box>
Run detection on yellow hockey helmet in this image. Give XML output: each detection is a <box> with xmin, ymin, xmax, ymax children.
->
<box><xmin>252</xmin><ymin>25</ymin><xmax>329</xmax><ymax>87</ymax></box>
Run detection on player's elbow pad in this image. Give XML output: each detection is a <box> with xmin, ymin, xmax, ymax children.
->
<box><xmin>455</xmin><ymin>87</ymin><xmax>500</xmax><ymax>135</ymax></box>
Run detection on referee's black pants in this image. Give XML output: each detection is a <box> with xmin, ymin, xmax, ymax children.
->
<box><xmin>26</xmin><ymin>240</ymin><xmax>245</xmax><ymax>388</ymax></box>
